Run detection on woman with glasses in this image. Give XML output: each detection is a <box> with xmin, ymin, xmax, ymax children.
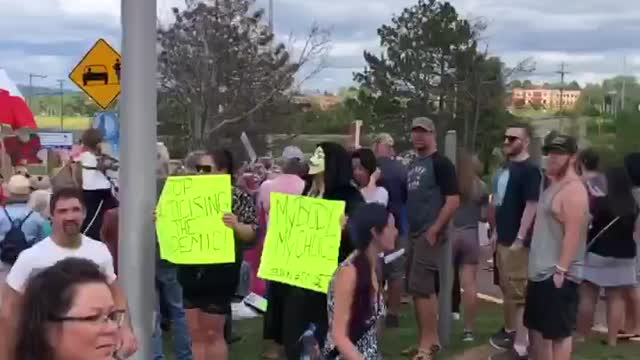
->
<box><xmin>15</xmin><ymin>257</ymin><xmax>123</xmax><ymax>360</ymax></box>
<box><xmin>178</xmin><ymin>148</ymin><xmax>258</xmax><ymax>360</ymax></box>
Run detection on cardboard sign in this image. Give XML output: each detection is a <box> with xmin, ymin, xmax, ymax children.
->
<box><xmin>156</xmin><ymin>175</ymin><xmax>234</xmax><ymax>264</ymax></box>
<box><xmin>258</xmin><ymin>193</ymin><xmax>345</xmax><ymax>293</ymax></box>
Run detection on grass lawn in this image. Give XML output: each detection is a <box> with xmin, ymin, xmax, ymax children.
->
<box><xmin>35</xmin><ymin>116</ymin><xmax>92</xmax><ymax>130</ymax></box>
<box><xmin>183</xmin><ymin>300</ymin><xmax>639</xmax><ymax>359</ymax></box>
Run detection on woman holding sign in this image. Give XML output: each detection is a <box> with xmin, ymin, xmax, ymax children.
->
<box><xmin>324</xmin><ymin>203</ymin><xmax>397</xmax><ymax>360</ymax></box>
<box><xmin>282</xmin><ymin>142</ymin><xmax>364</xmax><ymax>360</ymax></box>
<box><xmin>178</xmin><ymin>148</ymin><xmax>258</xmax><ymax>360</ymax></box>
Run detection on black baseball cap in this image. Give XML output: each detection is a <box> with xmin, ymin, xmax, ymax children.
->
<box><xmin>542</xmin><ymin>134</ymin><xmax>578</xmax><ymax>155</ymax></box>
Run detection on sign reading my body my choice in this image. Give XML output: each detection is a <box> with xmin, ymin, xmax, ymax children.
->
<box><xmin>258</xmin><ymin>193</ymin><xmax>345</xmax><ymax>293</ymax></box>
<box><xmin>156</xmin><ymin>175</ymin><xmax>234</xmax><ymax>264</ymax></box>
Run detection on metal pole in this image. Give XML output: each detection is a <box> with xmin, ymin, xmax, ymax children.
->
<box><xmin>28</xmin><ymin>73</ymin><xmax>47</xmax><ymax>110</ymax></box>
<box><xmin>57</xmin><ymin>80</ymin><xmax>64</xmax><ymax>130</ymax></box>
<box><xmin>268</xmin><ymin>0</ymin><xmax>274</xmax><ymax>32</ymax></box>
<box><xmin>28</xmin><ymin>75</ymin><xmax>33</xmax><ymax>108</ymax></box>
<box><xmin>119</xmin><ymin>0</ymin><xmax>157</xmax><ymax>359</ymax></box>
<box><xmin>439</xmin><ymin>130</ymin><xmax>456</xmax><ymax>347</ymax></box>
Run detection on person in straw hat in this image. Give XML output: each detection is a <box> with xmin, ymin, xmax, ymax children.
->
<box><xmin>0</xmin><ymin>175</ymin><xmax>48</xmax><ymax>298</ymax></box>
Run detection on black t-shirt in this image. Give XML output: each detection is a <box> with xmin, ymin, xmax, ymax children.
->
<box><xmin>495</xmin><ymin>159</ymin><xmax>541</xmax><ymax>246</ymax></box>
<box><xmin>433</xmin><ymin>152</ymin><xmax>459</xmax><ymax>197</ymax></box>
<box><xmin>589</xmin><ymin>195</ymin><xmax>638</xmax><ymax>259</ymax></box>
<box><xmin>406</xmin><ymin>152</ymin><xmax>459</xmax><ymax>235</ymax></box>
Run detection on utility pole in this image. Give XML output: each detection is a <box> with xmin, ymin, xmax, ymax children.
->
<box><xmin>56</xmin><ymin>80</ymin><xmax>64</xmax><ymax>130</ymax></box>
<box><xmin>28</xmin><ymin>73</ymin><xmax>47</xmax><ymax>108</ymax></box>
<box><xmin>120</xmin><ymin>0</ymin><xmax>157</xmax><ymax>359</ymax></box>
<box><xmin>621</xmin><ymin>56</ymin><xmax>627</xmax><ymax>112</ymax></box>
<box><xmin>268</xmin><ymin>0</ymin><xmax>274</xmax><ymax>33</ymax></box>
<box><xmin>556</xmin><ymin>62</ymin><xmax>569</xmax><ymax>111</ymax></box>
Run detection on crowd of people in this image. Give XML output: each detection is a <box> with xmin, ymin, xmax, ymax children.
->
<box><xmin>0</xmin><ymin>120</ymin><xmax>637</xmax><ymax>360</ymax></box>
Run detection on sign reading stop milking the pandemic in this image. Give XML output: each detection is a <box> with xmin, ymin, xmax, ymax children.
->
<box><xmin>258</xmin><ymin>193</ymin><xmax>345</xmax><ymax>293</ymax></box>
<box><xmin>69</xmin><ymin>38</ymin><xmax>121</xmax><ymax>109</ymax></box>
<box><xmin>156</xmin><ymin>175</ymin><xmax>235</xmax><ymax>265</ymax></box>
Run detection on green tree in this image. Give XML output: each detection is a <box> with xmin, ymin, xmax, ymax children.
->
<box><xmin>351</xmin><ymin>0</ymin><xmax>479</xmax><ymax>141</ymax></box>
<box><xmin>567</xmin><ymin>81</ymin><xmax>581</xmax><ymax>91</ymax></box>
<box><xmin>157</xmin><ymin>0</ymin><xmax>330</xmax><ymax>150</ymax></box>
<box><xmin>509</xmin><ymin>80</ymin><xmax>522</xmax><ymax>88</ymax></box>
<box><xmin>522</xmin><ymin>79</ymin><xmax>533</xmax><ymax>89</ymax></box>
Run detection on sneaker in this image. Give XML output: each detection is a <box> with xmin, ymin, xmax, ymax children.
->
<box><xmin>489</xmin><ymin>328</ymin><xmax>515</xmax><ymax>350</ymax></box>
<box><xmin>385</xmin><ymin>314</ymin><xmax>400</xmax><ymax>329</ymax></box>
<box><xmin>452</xmin><ymin>312</ymin><xmax>461</xmax><ymax>321</ymax></box>
<box><xmin>488</xmin><ymin>349</ymin><xmax>528</xmax><ymax>360</ymax></box>
<box><xmin>462</xmin><ymin>330</ymin><xmax>475</xmax><ymax>342</ymax></box>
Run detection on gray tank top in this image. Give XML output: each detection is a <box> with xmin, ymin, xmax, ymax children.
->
<box><xmin>528</xmin><ymin>179</ymin><xmax>588</xmax><ymax>282</ymax></box>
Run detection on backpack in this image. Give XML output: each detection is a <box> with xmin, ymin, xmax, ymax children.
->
<box><xmin>0</xmin><ymin>208</ymin><xmax>34</xmax><ymax>264</ymax></box>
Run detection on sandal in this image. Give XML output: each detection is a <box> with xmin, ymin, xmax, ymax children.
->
<box><xmin>411</xmin><ymin>349</ymin><xmax>434</xmax><ymax>360</ymax></box>
<box><xmin>401</xmin><ymin>346</ymin><xmax>418</xmax><ymax>356</ymax></box>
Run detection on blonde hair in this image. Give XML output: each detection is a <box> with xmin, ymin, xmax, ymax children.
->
<box><xmin>28</xmin><ymin>190</ymin><xmax>52</xmax><ymax>218</ymax></box>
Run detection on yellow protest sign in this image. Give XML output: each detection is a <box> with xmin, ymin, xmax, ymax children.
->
<box><xmin>69</xmin><ymin>39</ymin><xmax>121</xmax><ymax>109</ymax></box>
<box><xmin>258</xmin><ymin>193</ymin><xmax>345</xmax><ymax>293</ymax></box>
<box><xmin>156</xmin><ymin>175</ymin><xmax>235</xmax><ymax>264</ymax></box>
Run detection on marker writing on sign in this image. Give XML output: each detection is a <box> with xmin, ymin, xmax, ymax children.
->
<box><xmin>272</xmin><ymin>196</ymin><xmax>341</xmax><ymax>264</ymax></box>
<box><xmin>268</xmin><ymin>267</ymin><xmax>333</xmax><ymax>292</ymax></box>
<box><xmin>171</xmin><ymin>230</ymin><xmax>231</xmax><ymax>254</ymax></box>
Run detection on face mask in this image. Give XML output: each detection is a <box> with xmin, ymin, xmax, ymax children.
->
<box><xmin>308</xmin><ymin>147</ymin><xmax>326</xmax><ymax>175</ymax></box>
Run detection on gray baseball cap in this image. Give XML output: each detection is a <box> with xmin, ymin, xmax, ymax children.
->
<box><xmin>411</xmin><ymin>117</ymin><xmax>436</xmax><ymax>132</ymax></box>
<box><xmin>282</xmin><ymin>145</ymin><xmax>304</xmax><ymax>160</ymax></box>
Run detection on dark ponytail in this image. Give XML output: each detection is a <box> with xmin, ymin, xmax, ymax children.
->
<box><xmin>346</xmin><ymin>203</ymin><xmax>389</xmax><ymax>339</ymax></box>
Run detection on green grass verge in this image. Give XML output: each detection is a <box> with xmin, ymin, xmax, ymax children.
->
<box><xmin>35</xmin><ymin>116</ymin><xmax>92</xmax><ymax>131</ymax></box>
<box><xmin>159</xmin><ymin>301</ymin><xmax>638</xmax><ymax>359</ymax></box>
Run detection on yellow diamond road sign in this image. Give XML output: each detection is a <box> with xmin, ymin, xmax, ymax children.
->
<box><xmin>69</xmin><ymin>39</ymin><xmax>121</xmax><ymax>109</ymax></box>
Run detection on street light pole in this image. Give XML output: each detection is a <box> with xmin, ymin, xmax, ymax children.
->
<box><xmin>56</xmin><ymin>80</ymin><xmax>64</xmax><ymax>130</ymax></box>
<box><xmin>119</xmin><ymin>0</ymin><xmax>157</xmax><ymax>359</ymax></box>
<box><xmin>28</xmin><ymin>73</ymin><xmax>47</xmax><ymax>109</ymax></box>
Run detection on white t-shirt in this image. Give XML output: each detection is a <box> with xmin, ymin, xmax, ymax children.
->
<box><xmin>361</xmin><ymin>186</ymin><xmax>389</xmax><ymax>206</ymax></box>
<box><xmin>6</xmin><ymin>235</ymin><xmax>117</xmax><ymax>294</ymax></box>
<box><xmin>80</xmin><ymin>152</ymin><xmax>112</xmax><ymax>190</ymax></box>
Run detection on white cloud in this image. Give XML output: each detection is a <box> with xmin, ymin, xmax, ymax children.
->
<box><xmin>2</xmin><ymin>0</ymin><xmax>640</xmax><ymax>92</ymax></box>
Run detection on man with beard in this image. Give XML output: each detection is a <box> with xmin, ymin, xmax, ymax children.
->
<box><xmin>524</xmin><ymin>135</ymin><xmax>588</xmax><ymax>360</ymax></box>
<box><xmin>0</xmin><ymin>187</ymin><xmax>138</xmax><ymax>359</ymax></box>
<box><xmin>490</xmin><ymin>123</ymin><xmax>541</xmax><ymax>360</ymax></box>
<box><xmin>404</xmin><ymin>117</ymin><xmax>460</xmax><ymax>359</ymax></box>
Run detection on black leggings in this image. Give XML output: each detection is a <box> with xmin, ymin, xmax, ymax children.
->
<box><xmin>82</xmin><ymin>189</ymin><xmax>118</xmax><ymax>241</ymax></box>
<box><xmin>263</xmin><ymin>282</ymin><xmax>291</xmax><ymax>345</ymax></box>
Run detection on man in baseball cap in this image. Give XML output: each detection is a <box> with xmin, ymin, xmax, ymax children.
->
<box><xmin>525</xmin><ymin>132</ymin><xmax>588</xmax><ymax>360</ymax></box>
<box><xmin>411</xmin><ymin>116</ymin><xmax>436</xmax><ymax>133</ymax></box>
<box><xmin>542</xmin><ymin>134</ymin><xmax>578</xmax><ymax>156</ymax></box>
<box><xmin>405</xmin><ymin>115</ymin><xmax>460</xmax><ymax>356</ymax></box>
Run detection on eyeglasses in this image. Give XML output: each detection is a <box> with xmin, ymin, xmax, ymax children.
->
<box><xmin>51</xmin><ymin>309</ymin><xmax>126</xmax><ymax>328</ymax></box>
<box><xmin>504</xmin><ymin>135</ymin><xmax>520</xmax><ymax>144</ymax></box>
<box><xmin>195</xmin><ymin>165</ymin><xmax>213</xmax><ymax>173</ymax></box>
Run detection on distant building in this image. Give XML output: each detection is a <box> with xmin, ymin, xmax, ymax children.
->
<box><xmin>511</xmin><ymin>87</ymin><xmax>581</xmax><ymax>109</ymax></box>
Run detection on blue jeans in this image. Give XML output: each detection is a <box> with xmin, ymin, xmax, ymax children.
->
<box><xmin>151</xmin><ymin>264</ymin><xmax>193</xmax><ymax>360</ymax></box>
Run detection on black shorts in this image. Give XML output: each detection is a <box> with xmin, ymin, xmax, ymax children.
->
<box><xmin>178</xmin><ymin>264</ymin><xmax>239</xmax><ymax>315</ymax></box>
<box><xmin>184</xmin><ymin>295</ymin><xmax>232</xmax><ymax>315</ymax></box>
<box><xmin>524</xmin><ymin>277</ymin><xmax>579</xmax><ymax>340</ymax></box>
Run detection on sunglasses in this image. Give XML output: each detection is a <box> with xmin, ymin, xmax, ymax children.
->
<box><xmin>504</xmin><ymin>135</ymin><xmax>521</xmax><ymax>144</ymax></box>
<box><xmin>195</xmin><ymin>165</ymin><xmax>213</xmax><ymax>174</ymax></box>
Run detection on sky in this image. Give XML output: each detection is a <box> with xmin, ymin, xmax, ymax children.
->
<box><xmin>1</xmin><ymin>0</ymin><xmax>639</xmax><ymax>93</ymax></box>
